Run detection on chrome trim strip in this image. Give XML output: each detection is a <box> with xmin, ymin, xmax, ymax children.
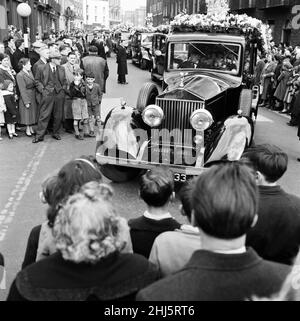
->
<box><xmin>96</xmin><ymin>154</ymin><xmax>207</xmax><ymax>176</ymax></box>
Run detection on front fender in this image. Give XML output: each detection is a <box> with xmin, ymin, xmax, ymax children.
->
<box><xmin>96</xmin><ymin>106</ymin><xmax>140</xmax><ymax>159</ymax></box>
<box><xmin>205</xmin><ymin>116</ymin><xmax>253</xmax><ymax>164</ymax></box>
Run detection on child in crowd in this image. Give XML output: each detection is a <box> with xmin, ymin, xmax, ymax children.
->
<box><xmin>128</xmin><ymin>168</ymin><xmax>182</xmax><ymax>259</ymax></box>
<box><xmin>2</xmin><ymin>80</ymin><xmax>19</xmax><ymax>139</ymax></box>
<box><xmin>69</xmin><ymin>68</ymin><xmax>90</xmax><ymax>140</ymax></box>
<box><xmin>85</xmin><ymin>72</ymin><xmax>103</xmax><ymax>136</ymax></box>
<box><xmin>0</xmin><ymin>82</ymin><xmax>6</xmax><ymax>141</ymax></box>
<box><xmin>149</xmin><ymin>180</ymin><xmax>201</xmax><ymax>277</ymax></box>
<box><xmin>274</xmin><ymin>61</ymin><xmax>293</xmax><ymax>110</ymax></box>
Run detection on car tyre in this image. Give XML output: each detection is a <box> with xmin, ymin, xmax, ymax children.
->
<box><xmin>100</xmin><ymin>164</ymin><xmax>141</xmax><ymax>183</ymax></box>
<box><xmin>136</xmin><ymin>82</ymin><xmax>159</xmax><ymax>110</ymax></box>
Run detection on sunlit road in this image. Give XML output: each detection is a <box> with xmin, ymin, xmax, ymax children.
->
<box><xmin>0</xmin><ymin>55</ymin><xmax>299</xmax><ymax>299</ymax></box>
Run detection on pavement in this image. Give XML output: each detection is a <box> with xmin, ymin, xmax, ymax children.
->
<box><xmin>0</xmin><ymin>55</ymin><xmax>299</xmax><ymax>300</ymax></box>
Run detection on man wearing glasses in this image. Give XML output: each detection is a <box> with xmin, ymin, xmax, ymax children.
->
<box><xmin>33</xmin><ymin>50</ymin><xmax>67</xmax><ymax>143</ymax></box>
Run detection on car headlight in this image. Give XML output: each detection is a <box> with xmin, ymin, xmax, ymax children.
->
<box><xmin>190</xmin><ymin>109</ymin><xmax>213</xmax><ymax>131</ymax></box>
<box><xmin>142</xmin><ymin>105</ymin><xmax>164</xmax><ymax>127</ymax></box>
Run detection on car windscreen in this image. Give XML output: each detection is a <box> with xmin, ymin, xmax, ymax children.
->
<box><xmin>121</xmin><ymin>33</ymin><xmax>131</xmax><ymax>40</ymax></box>
<box><xmin>142</xmin><ymin>34</ymin><xmax>153</xmax><ymax>43</ymax></box>
<box><xmin>168</xmin><ymin>42</ymin><xmax>241</xmax><ymax>75</ymax></box>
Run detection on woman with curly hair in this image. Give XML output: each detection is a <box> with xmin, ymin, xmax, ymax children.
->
<box><xmin>7</xmin><ymin>183</ymin><xmax>159</xmax><ymax>301</ymax></box>
<box><xmin>21</xmin><ymin>156</ymin><xmax>123</xmax><ymax>269</ymax></box>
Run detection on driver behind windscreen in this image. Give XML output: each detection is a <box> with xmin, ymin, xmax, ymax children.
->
<box><xmin>179</xmin><ymin>52</ymin><xmax>201</xmax><ymax>69</ymax></box>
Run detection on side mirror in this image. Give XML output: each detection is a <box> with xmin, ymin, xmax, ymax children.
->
<box><xmin>155</xmin><ymin>50</ymin><xmax>162</xmax><ymax>57</ymax></box>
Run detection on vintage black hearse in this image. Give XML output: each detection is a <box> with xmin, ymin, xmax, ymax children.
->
<box><xmin>131</xmin><ymin>31</ymin><xmax>154</xmax><ymax>69</ymax></box>
<box><xmin>96</xmin><ymin>26</ymin><xmax>261</xmax><ymax>182</ymax></box>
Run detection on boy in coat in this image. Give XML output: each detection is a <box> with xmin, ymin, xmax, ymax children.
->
<box><xmin>85</xmin><ymin>72</ymin><xmax>103</xmax><ymax>135</ymax></box>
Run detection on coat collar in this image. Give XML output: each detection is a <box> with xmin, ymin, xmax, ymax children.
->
<box><xmin>0</xmin><ymin>67</ymin><xmax>15</xmax><ymax>81</ymax></box>
<box><xmin>20</xmin><ymin>69</ymin><xmax>34</xmax><ymax>81</ymax></box>
<box><xmin>186</xmin><ymin>248</ymin><xmax>262</xmax><ymax>271</ymax></box>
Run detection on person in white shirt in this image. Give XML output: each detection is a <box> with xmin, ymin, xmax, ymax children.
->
<box><xmin>149</xmin><ymin>181</ymin><xmax>201</xmax><ymax>277</ymax></box>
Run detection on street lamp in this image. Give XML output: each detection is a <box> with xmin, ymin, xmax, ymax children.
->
<box><xmin>17</xmin><ymin>2</ymin><xmax>32</xmax><ymax>58</ymax></box>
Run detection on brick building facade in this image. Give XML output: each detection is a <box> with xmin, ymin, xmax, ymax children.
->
<box><xmin>146</xmin><ymin>0</ymin><xmax>206</xmax><ymax>25</ymax></box>
<box><xmin>146</xmin><ymin>0</ymin><xmax>300</xmax><ymax>46</ymax></box>
<box><xmin>0</xmin><ymin>0</ymin><xmax>61</xmax><ymax>43</ymax></box>
<box><xmin>229</xmin><ymin>0</ymin><xmax>300</xmax><ymax>46</ymax></box>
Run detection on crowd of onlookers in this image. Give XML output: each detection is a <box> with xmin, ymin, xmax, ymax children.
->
<box><xmin>0</xmin><ymin>144</ymin><xmax>300</xmax><ymax>301</ymax></box>
<box><xmin>254</xmin><ymin>43</ymin><xmax>300</xmax><ymax>136</ymax></box>
<box><xmin>0</xmin><ymin>30</ymin><xmax>128</xmax><ymax>142</ymax></box>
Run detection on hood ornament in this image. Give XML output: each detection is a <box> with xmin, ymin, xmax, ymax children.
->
<box><xmin>180</xmin><ymin>72</ymin><xmax>187</xmax><ymax>88</ymax></box>
<box><xmin>121</xmin><ymin>100</ymin><xmax>127</xmax><ymax>109</ymax></box>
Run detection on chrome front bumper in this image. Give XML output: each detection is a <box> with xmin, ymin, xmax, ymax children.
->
<box><xmin>96</xmin><ymin>154</ymin><xmax>207</xmax><ymax>176</ymax></box>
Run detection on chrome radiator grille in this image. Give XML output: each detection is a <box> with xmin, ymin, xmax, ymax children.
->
<box><xmin>156</xmin><ymin>98</ymin><xmax>204</xmax><ymax>145</ymax></box>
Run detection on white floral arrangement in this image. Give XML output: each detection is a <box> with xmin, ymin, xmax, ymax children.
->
<box><xmin>112</xmin><ymin>24</ymin><xmax>134</xmax><ymax>33</ymax></box>
<box><xmin>154</xmin><ymin>25</ymin><xmax>171</xmax><ymax>34</ymax></box>
<box><xmin>170</xmin><ymin>12</ymin><xmax>273</xmax><ymax>53</ymax></box>
<box><xmin>130</xmin><ymin>26</ymin><xmax>156</xmax><ymax>34</ymax></box>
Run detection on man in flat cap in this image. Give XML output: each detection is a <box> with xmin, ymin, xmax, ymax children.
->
<box><xmin>33</xmin><ymin>50</ymin><xmax>67</xmax><ymax>143</ymax></box>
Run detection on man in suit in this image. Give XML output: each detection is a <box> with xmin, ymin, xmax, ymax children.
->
<box><xmin>4</xmin><ymin>36</ymin><xmax>15</xmax><ymax>63</ymax></box>
<box><xmin>59</xmin><ymin>44</ymin><xmax>72</xmax><ymax>65</ymax></box>
<box><xmin>62</xmin><ymin>51</ymin><xmax>80</xmax><ymax>134</ymax></box>
<box><xmin>137</xmin><ymin>162</ymin><xmax>290</xmax><ymax>301</ymax></box>
<box><xmin>32</xmin><ymin>46</ymin><xmax>49</xmax><ymax>107</ymax></box>
<box><xmin>243</xmin><ymin>145</ymin><xmax>300</xmax><ymax>265</ymax></box>
<box><xmin>116</xmin><ymin>40</ymin><xmax>128</xmax><ymax>85</ymax></box>
<box><xmin>32</xmin><ymin>45</ymin><xmax>49</xmax><ymax>77</ymax></box>
<box><xmin>33</xmin><ymin>51</ymin><xmax>67</xmax><ymax>143</ymax></box>
<box><xmin>81</xmin><ymin>46</ymin><xmax>109</xmax><ymax>94</ymax></box>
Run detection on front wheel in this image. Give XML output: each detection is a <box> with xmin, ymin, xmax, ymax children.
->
<box><xmin>136</xmin><ymin>82</ymin><xmax>159</xmax><ymax>111</ymax></box>
<box><xmin>101</xmin><ymin>164</ymin><xmax>141</xmax><ymax>183</ymax></box>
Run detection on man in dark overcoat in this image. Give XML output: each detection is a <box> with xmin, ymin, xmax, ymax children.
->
<box><xmin>91</xmin><ymin>35</ymin><xmax>106</xmax><ymax>60</ymax></box>
<box><xmin>81</xmin><ymin>46</ymin><xmax>109</xmax><ymax>94</ymax></box>
<box><xmin>33</xmin><ymin>51</ymin><xmax>67</xmax><ymax>143</ymax></box>
<box><xmin>116</xmin><ymin>41</ymin><xmax>128</xmax><ymax>85</ymax></box>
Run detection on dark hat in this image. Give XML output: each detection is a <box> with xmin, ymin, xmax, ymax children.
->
<box><xmin>49</xmin><ymin>50</ymin><xmax>62</xmax><ymax>59</ymax></box>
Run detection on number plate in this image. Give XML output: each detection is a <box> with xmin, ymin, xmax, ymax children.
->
<box><xmin>174</xmin><ymin>173</ymin><xmax>187</xmax><ymax>182</ymax></box>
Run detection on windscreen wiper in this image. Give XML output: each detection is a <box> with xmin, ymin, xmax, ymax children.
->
<box><xmin>189</xmin><ymin>43</ymin><xmax>207</xmax><ymax>57</ymax></box>
<box><xmin>218</xmin><ymin>43</ymin><xmax>239</xmax><ymax>58</ymax></box>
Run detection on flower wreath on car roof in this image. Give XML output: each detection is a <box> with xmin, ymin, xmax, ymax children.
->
<box><xmin>170</xmin><ymin>12</ymin><xmax>273</xmax><ymax>55</ymax></box>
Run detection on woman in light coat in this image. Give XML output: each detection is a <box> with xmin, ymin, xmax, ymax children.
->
<box><xmin>16</xmin><ymin>58</ymin><xmax>38</xmax><ymax>136</ymax></box>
